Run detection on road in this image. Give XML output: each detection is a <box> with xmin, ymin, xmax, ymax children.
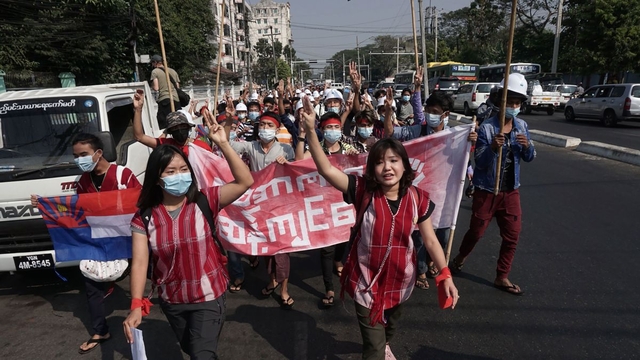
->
<box><xmin>517</xmin><ymin>111</ymin><xmax>640</xmax><ymax>151</ymax></box>
<box><xmin>1</xmin><ymin>143</ymin><xmax>640</xmax><ymax>360</ymax></box>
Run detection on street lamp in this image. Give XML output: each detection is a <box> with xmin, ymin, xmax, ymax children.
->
<box><xmin>289</xmin><ymin>38</ymin><xmax>294</xmax><ymax>82</ymax></box>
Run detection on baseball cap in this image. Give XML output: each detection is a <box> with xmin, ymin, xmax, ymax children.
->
<box><xmin>150</xmin><ymin>55</ymin><xmax>162</xmax><ymax>63</ymax></box>
<box><xmin>165</xmin><ymin>112</ymin><xmax>195</xmax><ymax>130</ymax></box>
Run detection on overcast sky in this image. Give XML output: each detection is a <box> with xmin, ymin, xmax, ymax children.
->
<box><xmin>267</xmin><ymin>0</ymin><xmax>473</xmax><ymax>68</ymax></box>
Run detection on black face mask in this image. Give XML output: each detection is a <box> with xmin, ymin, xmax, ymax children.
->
<box><xmin>170</xmin><ymin>128</ymin><xmax>190</xmax><ymax>143</ymax></box>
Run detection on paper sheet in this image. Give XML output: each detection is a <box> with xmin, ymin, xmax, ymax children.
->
<box><xmin>130</xmin><ymin>328</ymin><xmax>147</xmax><ymax>360</ymax></box>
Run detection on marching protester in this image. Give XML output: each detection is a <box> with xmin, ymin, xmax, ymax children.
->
<box><xmin>123</xmin><ymin>117</ymin><xmax>254</xmax><ymax>359</ymax></box>
<box><xmin>133</xmin><ymin>90</ymin><xmax>211</xmax><ymax>155</ymax></box>
<box><xmin>381</xmin><ymin>67</ymin><xmax>425</xmax><ymax>141</ymax></box>
<box><xmin>342</xmin><ymin>108</ymin><xmax>380</xmax><ymax>153</ymax></box>
<box><xmin>221</xmin><ymin>104</ymin><xmax>297</xmax><ymax>308</ymax></box>
<box><xmin>300</xmin><ymin>96</ymin><xmax>458</xmax><ymax>359</ymax></box>
<box><xmin>33</xmin><ymin>133</ymin><xmax>141</xmax><ymax>354</ymax></box>
<box><xmin>450</xmin><ymin>73</ymin><xmax>536</xmax><ymax>296</ymax></box>
<box><xmin>396</xmin><ymin>88</ymin><xmax>414</xmax><ymax>125</ymax></box>
<box><xmin>149</xmin><ymin>55</ymin><xmax>181</xmax><ymax>129</ymax></box>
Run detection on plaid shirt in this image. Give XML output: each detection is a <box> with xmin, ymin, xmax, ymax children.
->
<box><xmin>341</xmin><ymin>134</ymin><xmax>379</xmax><ymax>154</ymax></box>
<box><xmin>342</xmin><ymin>175</ymin><xmax>434</xmax><ymax>325</ymax></box>
<box><xmin>130</xmin><ymin>186</ymin><xmax>228</xmax><ymax>304</ymax></box>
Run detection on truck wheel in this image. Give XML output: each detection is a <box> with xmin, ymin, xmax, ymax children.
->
<box><xmin>464</xmin><ymin>103</ymin><xmax>472</xmax><ymax>116</ymax></box>
<box><xmin>601</xmin><ymin>109</ymin><xmax>617</xmax><ymax>127</ymax></box>
<box><xmin>564</xmin><ymin>107</ymin><xmax>575</xmax><ymax>121</ymax></box>
<box><xmin>523</xmin><ymin>104</ymin><xmax>532</xmax><ymax>115</ymax></box>
<box><xmin>547</xmin><ymin>108</ymin><xmax>555</xmax><ymax>115</ymax></box>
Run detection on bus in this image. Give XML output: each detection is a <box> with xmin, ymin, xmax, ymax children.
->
<box><xmin>427</xmin><ymin>61</ymin><xmax>479</xmax><ymax>83</ymax></box>
<box><xmin>478</xmin><ymin>63</ymin><xmax>541</xmax><ymax>82</ymax></box>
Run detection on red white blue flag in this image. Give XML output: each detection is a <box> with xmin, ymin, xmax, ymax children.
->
<box><xmin>37</xmin><ymin>188</ymin><xmax>140</xmax><ymax>262</ymax></box>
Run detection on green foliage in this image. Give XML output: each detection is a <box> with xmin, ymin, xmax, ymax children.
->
<box><xmin>253</xmin><ymin>39</ymin><xmax>295</xmax><ymax>86</ymax></box>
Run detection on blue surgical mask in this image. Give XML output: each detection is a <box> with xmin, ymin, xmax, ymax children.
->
<box><xmin>326</xmin><ymin>107</ymin><xmax>340</xmax><ymax>114</ymax></box>
<box><xmin>357</xmin><ymin>127</ymin><xmax>373</xmax><ymax>138</ymax></box>
<box><xmin>323</xmin><ymin>129</ymin><xmax>342</xmax><ymax>143</ymax></box>
<box><xmin>74</xmin><ymin>153</ymin><xmax>99</xmax><ymax>172</ymax></box>
<box><xmin>161</xmin><ymin>172</ymin><xmax>192</xmax><ymax>196</ymax></box>
<box><xmin>229</xmin><ymin>131</ymin><xmax>237</xmax><ymax>141</ymax></box>
<box><xmin>505</xmin><ymin>108</ymin><xmax>520</xmax><ymax>119</ymax></box>
<box><xmin>248</xmin><ymin>111</ymin><xmax>260</xmax><ymax>120</ymax></box>
<box><xmin>402</xmin><ymin>95</ymin><xmax>411</xmax><ymax>102</ymax></box>
<box><xmin>238</xmin><ymin>113</ymin><xmax>246</xmax><ymax>120</ymax></box>
<box><xmin>258</xmin><ymin>129</ymin><xmax>276</xmax><ymax>142</ymax></box>
<box><xmin>427</xmin><ymin>113</ymin><xmax>443</xmax><ymax>128</ymax></box>
<box><xmin>379</xmin><ymin>114</ymin><xmax>385</xmax><ymax>122</ymax></box>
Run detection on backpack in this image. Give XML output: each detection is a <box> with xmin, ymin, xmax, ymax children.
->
<box><xmin>158</xmin><ymin>67</ymin><xmax>190</xmax><ymax>107</ymax></box>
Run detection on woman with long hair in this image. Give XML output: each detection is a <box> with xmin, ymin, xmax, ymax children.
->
<box><xmin>122</xmin><ymin>120</ymin><xmax>253</xmax><ymax>359</ymax></box>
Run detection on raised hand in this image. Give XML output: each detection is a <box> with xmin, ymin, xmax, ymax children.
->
<box><xmin>225</xmin><ymin>97</ymin><xmax>235</xmax><ymax>117</ymax></box>
<box><xmin>301</xmin><ymin>96</ymin><xmax>317</xmax><ymax>132</ymax></box>
<box><xmin>208</xmin><ymin>122</ymin><xmax>228</xmax><ymax>146</ymax></box>
<box><xmin>133</xmin><ymin>89</ymin><xmax>144</xmax><ymax>110</ymax></box>
<box><xmin>349</xmin><ymin>62</ymin><xmax>361</xmax><ymax>90</ymax></box>
<box><xmin>384</xmin><ymin>87</ymin><xmax>394</xmax><ymax>113</ymax></box>
<box><xmin>414</xmin><ymin>66</ymin><xmax>424</xmax><ymax>87</ymax></box>
<box><xmin>277</xmin><ymin>79</ymin><xmax>285</xmax><ymax>96</ymax></box>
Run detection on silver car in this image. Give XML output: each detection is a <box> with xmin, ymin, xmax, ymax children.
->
<box><xmin>564</xmin><ymin>83</ymin><xmax>640</xmax><ymax>126</ymax></box>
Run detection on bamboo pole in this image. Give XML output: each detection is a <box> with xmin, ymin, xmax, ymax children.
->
<box><xmin>153</xmin><ymin>0</ymin><xmax>175</xmax><ymax>112</ymax></box>
<box><xmin>494</xmin><ymin>0</ymin><xmax>519</xmax><ymax>195</ymax></box>
<box><xmin>213</xmin><ymin>0</ymin><xmax>226</xmax><ymax>116</ymax></box>
<box><xmin>410</xmin><ymin>0</ymin><xmax>420</xmax><ymax>70</ymax></box>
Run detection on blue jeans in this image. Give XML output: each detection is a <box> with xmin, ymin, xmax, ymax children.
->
<box><xmin>412</xmin><ymin>228</ymin><xmax>451</xmax><ymax>275</ymax></box>
<box><xmin>227</xmin><ymin>252</ymin><xmax>245</xmax><ymax>282</ymax></box>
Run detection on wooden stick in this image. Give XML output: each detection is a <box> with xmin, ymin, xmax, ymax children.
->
<box><xmin>494</xmin><ymin>0</ymin><xmax>519</xmax><ymax>195</ymax></box>
<box><xmin>153</xmin><ymin>0</ymin><xmax>175</xmax><ymax>112</ymax></box>
<box><xmin>213</xmin><ymin>0</ymin><xmax>226</xmax><ymax>116</ymax></box>
<box><xmin>410</xmin><ymin>0</ymin><xmax>420</xmax><ymax>70</ymax></box>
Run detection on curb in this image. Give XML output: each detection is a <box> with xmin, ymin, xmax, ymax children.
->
<box><xmin>529</xmin><ymin>130</ymin><xmax>581</xmax><ymax>148</ymax></box>
<box><xmin>576</xmin><ymin>141</ymin><xmax>640</xmax><ymax>167</ymax></box>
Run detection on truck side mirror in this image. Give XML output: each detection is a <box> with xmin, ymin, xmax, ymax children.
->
<box><xmin>95</xmin><ymin>131</ymin><xmax>118</xmax><ymax>163</ymax></box>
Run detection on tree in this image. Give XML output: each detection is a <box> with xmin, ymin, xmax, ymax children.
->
<box><xmin>253</xmin><ymin>39</ymin><xmax>289</xmax><ymax>86</ymax></box>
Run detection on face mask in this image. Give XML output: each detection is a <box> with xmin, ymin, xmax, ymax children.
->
<box><xmin>229</xmin><ymin>131</ymin><xmax>237</xmax><ymax>141</ymax></box>
<box><xmin>427</xmin><ymin>113</ymin><xmax>443</xmax><ymax>128</ymax></box>
<box><xmin>505</xmin><ymin>108</ymin><xmax>520</xmax><ymax>119</ymax></box>
<box><xmin>258</xmin><ymin>129</ymin><xmax>276</xmax><ymax>142</ymax></box>
<box><xmin>161</xmin><ymin>172</ymin><xmax>192</xmax><ymax>196</ymax></box>
<box><xmin>74</xmin><ymin>153</ymin><xmax>99</xmax><ymax>172</ymax></box>
<box><xmin>170</xmin><ymin>128</ymin><xmax>190</xmax><ymax>143</ymax></box>
<box><xmin>357</xmin><ymin>127</ymin><xmax>373</xmax><ymax>138</ymax></box>
<box><xmin>379</xmin><ymin>114</ymin><xmax>385</xmax><ymax>122</ymax></box>
<box><xmin>238</xmin><ymin>113</ymin><xmax>246</xmax><ymax>120</ymax></box>
<box><xmin>326</xmin><ymin>107</ymin><xmax>340</xmax><ymax>114</ymax></box>
<box><xmin>248</xmin><ymin>111</ymin><xmax>260</xmax><ymax>120</ymax></box>
<box><xmin>323</xmin><ymin>129</ymin><xmax>342</xmax><ymax>143</ymax></box>
<box><xmin>402</xmin><ymin>95</ymin><xmax>411</xmax><ymax>102</ymax></box>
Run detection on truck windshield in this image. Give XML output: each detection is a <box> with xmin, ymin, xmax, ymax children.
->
<box><xmin>0</xmin><ymin>96</ymin><xmax>101</xmax><ymax>180</ymax></box>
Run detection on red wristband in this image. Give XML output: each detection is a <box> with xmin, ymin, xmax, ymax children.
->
<box><xmin>435</xmin><ymin>266</ymin><xmax>452</xmax><ymax>286</ymax></box>
<box><xmin>435</xmin><ymin>267</ymin><xmax>453</xmax><ymax>309</ymax></box>
<box><xmin>131</xmin><ymin>298</ymin><xmax>153</xmax><ymax>317</ymax></box>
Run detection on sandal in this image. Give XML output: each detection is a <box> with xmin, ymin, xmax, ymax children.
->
<box><xmin>260</xmin><ymin>282</ymin><xmax>280</xmax><ymax>297</ymax></box>
<box><xmin>249</xmin><ymin>257</ymin><xmax>260</xmax><ymax>269</ymax></box>
<box><xmin>415</xmin><ymin>276</ymin><xmax>429</xmax><ymax>290</ymax></box>
<box><xmin>78</xmin><ymin>335</ymin><xmax>111</xmax><ymax>355</ymax></box>
<box><xmin>449</xmin><ymin>257</ymin><xmax>464</xmax><ymax>274</ymax></box>
<box><xmin>229</xmin><ymin>280</ymin><xmax>244</xmax><ymax>293</ymax></box>
<box><xmin>426</xmin><ymin>264</ymin><xmax>440</xmax><ymax>279</ymax></box>
<box><xmin>494</xmin><ymin>283</ymin><xmax>524</xmax><ymax>296</ymax></box>
<box><xmin>281</xmin><ymin>296</ymin><xmax>295</xmax><ymax>309</ymax></box>
<box><xmin>321</xmin><ymin>295</ymin><xmax>335</xmax><ymax>308</ymax></box>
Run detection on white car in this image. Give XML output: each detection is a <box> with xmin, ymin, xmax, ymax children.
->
<box><xmin>330</xmin><ymin>83</ymin><xmax>343</xmax><ymax>90</ymax></box>
<box><xmin>453</xmin><ymin>82</ymin><xmax>500</xmax><ymax>116</ymax></box>
<box><xmin>546</xmin><ymin>84</ymin><xmax>578</xmax><ymax>108</ymax></box>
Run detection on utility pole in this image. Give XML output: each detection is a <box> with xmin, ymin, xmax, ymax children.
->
<box><xmin>396</xmin><ymin>37</ymin><xmax>400</xmax><ymax>74</ymax></box>
<box><xmin>342</xmin><ymin>53</ymin><xmax>345</xmax><ymax>82</ymax></box>
<box><xmin>434</xmin><ymin>8</ymin><xmax>438</xmax><ymax>62</ymax></box>
<box><xmin>228</xmin><ymin>0</ymin><xmax>236</xmax><ymax>72</ymax></box>
<box><xmin>243</xmin><ymin>0</ymin><xmax>252</xmax><ymax>94</ymax></box>
<box><xmin>289</xmin><ymin>38</ymin><xmax>294</xmax><ymax>81</ymax></box>
<box><xmin>419</xmin><ymin>0</ymin><xmax>429</xmax><ymax>99</ymax></box>
<box><xmin>264</xmin><ymin>26</ymin><xmax>278</xmax><ymax>85</ymax></box>
<box><xmin>356</xmin><ymin>36</ymin><xmax>361</xmax><ymax>73</ymax></box>
<box><xmin>551</xmin><ymin>0</ymin><xmax>564</xmax><ymax>73</ymax></box>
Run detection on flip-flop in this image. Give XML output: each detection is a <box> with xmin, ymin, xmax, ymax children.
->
<box><xmin>249</xmin><ymin>257</ymin><xmax>260</xmax><ymax>269</ymax></box>
<box><xmin>321</xmin><ymin>295</ymin><xmax>335</xmax><ymax>308</ymax></box>
<box><xmin>494</xmin><ymin>283</ymin><xmax>524</xmax><ymax>296</ymax></box>
<box><xmin>281</xmin><ymin>296</ymin><xmax>295</xmax><ymax>309</ymax></box>
<box><xmin>426</xmin><ymin>264</ymin><xmax>440</xmax><ymax>279</ymax></box>
<box><xmin>78</xmin><ymin>335</ymin><xmax>111</xmax><ymax>355</ymax></box>
<box><xmin>229</xmin><ymin>280</ymin><xmax>244</xmax><ymax>293</ymax></box>
<box><xmin>415</xmin><ymin>277</ymin><xmax>429</xmax><ymax>290</ymax></box>
<box><xmin>260</xmin><ymin>283</ymin><xmax>280</xmax><ymax>297</ymax></box>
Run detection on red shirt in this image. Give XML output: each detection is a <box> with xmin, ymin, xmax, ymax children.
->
<box><xmin>130</xmin><ymin>186</ymin><xmax>228</xmax><ymax>304</ymax></box>
<box><xmin>76</xmin><ymin>164</ymin><xmax>140</xmax><ymax>194</ymax></box>
<box><xmin>156</xmin><ymin>138</ymin><xmax>211</xmax><ymax>156</ymax></box>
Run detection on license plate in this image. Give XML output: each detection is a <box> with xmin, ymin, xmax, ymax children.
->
<box><xmin>13</xmin><ymin>254</ymin><xmax>54</xmax><ymax>271</ymax></box>
<box><xmin>543</xmin><ymin>97</ymin><xmax>551</xmax><ymax>101</ymax></box>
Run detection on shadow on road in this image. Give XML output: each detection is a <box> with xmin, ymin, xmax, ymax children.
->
<box><xmin>411</xmin><ymin>345</ymin><xmax>499</xmax><ymax>360</ymax></box>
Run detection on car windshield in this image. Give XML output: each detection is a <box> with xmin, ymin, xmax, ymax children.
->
<box><xmin>0</xmin><ymin>96</ymin><xmax>100</xmax><ymax>180</ymax></box>
<box><xmin>476</xmin><ymin>84</ymin><xmax>496</xmax><ymax>92</ymax></box>
<box><xmin>438</xmin><ymin>80</ymin><xmax>460</xmax><ymax>89</ymax></box>
<box><xmin>560</xmin><ymin>85</ymin><xmax>577</xmax><ymax>94</ymax></box>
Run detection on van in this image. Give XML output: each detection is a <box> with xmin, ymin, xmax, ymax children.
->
<box><xmin>564</xmin><ymin>83</ymin><xmax>640</xmax><ymax>127</ymax></box>
<box><xmin>428</xmin><ymin>76</ymin><xmax>460</xmax><ymax>96</ymax></box>
<box><xmin>0</xmin><ymin>82</ymin><xmax>160</xmax><ymax>272</ymax></box>
<box><xmin>453</xmin><ymin>82</ymin><xmax>500</xmax><ymax>116</ymax></box>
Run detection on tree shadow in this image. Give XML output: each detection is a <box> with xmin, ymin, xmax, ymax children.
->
<box><xmin>453</xmin><ymin>271</ymin><xmax>495</xmax><ymax>288</ymax></box>
<box><xmin>411</xmin><ymin>345</ymin><xmax>500</xmax><ymax>360</ymax></box>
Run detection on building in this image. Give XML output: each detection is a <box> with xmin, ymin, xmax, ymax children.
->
<box><xmin>209</xmin><ymin>0</ymin><xmax>251</xmax><ymax>80</ymax></box>
<box><xmin>248</xmin><ymin>0</ymin><xmax>292</xmax><ymax>60</ymax></box>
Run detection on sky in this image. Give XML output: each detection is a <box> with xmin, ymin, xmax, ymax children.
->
<box><xmin>268</xmin><ymin>0</ymin><xmax>473</xmax><ymax>71</ymax></box>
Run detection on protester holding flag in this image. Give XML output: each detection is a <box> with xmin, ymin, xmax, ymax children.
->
<box><xmin>123</xmin><ymin>118</ymin><xmax>254</xmax><ymax>358</ymax></box>
<box><xmin>133</xmin><ymin>89</ymin><xmax>211</xmax><ymax>155</ymax></box>
<box><xmin>300</xmin><ymin>96</ymin><xmax>458</xmax><ymax>359</ymax></box>
<box><xmin>450</xmin><ymin>73</ymin><xmax>536</xmax><ymax>296</ymax></box>
<box><xmin>32</xmin><ymin>133</ymin><xmax>141</xmax><ymax>354</ymax></box>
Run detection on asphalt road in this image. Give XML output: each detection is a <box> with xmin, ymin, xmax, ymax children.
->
<box><xmin>1</xmin><ymin>143</ymin><xmax>640</xmax><ymax>360</ymax></box>
<box><xmin>517</xmin><ymin>111</ymin><xmax>640</xmax><ymax>151</ymax></box>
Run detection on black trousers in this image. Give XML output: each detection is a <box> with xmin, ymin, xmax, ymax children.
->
<box><xmin>355</xmin><ymin>302</ymin><xmax>403</xmax><ymax>360</ymax></box>
<box><xmin>157</xmin><ymin>98</ymin><xmax>181</xmax><ymax>129</ymax></box>
<box><xmin>84</xmin><ymin>277</ymin><xmax>109</xmax><ymax>336</ymax></box>
<box><xmin>160</xmin><ymin>295</ymin><xmax>226</xmax><ymax>360</ymax></box>
<box><xmin>320</xmin><ymin>242</ymin><xmax>346</xmax><ymax>293</ymax></box>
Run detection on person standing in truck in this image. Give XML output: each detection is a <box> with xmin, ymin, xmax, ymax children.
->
<box><xmin>150</xmin><ymin>55</ymin><xmax>181</xmax><ymax>129</ymax></box>
<box><xmin>32</xmin><ymin>133</ymin><xmax>141</xmax><ymax>354</ymax></box>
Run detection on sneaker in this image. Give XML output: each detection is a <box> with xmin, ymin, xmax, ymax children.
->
<box><xmin>385</xmin><ymin>344</ymin><xmax>396</xmax><ymax>360</ymax></box>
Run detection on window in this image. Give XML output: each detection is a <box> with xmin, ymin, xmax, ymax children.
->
<box><xmin>256</xmin><ymin>19</ymin><xmax>260</xmax><ymax>24</ymax></box>
<box><xmin>632</xmin><ymin>86</ymin><xmax>640</xmax><ymax>98</ymax></box>
<box><xmin>275</xmin><ymin>28</ymin><xmax>279</xmax><ymax>34</ymax></box>
<box><xmin>258</xmin><ymin>29</ymin><xmax>262</xmax><ymax>34</ymax></box>
<box><xmin>610</xmin><ymin>86</ymin><xmax>625</xmax><ymax>98</ymax></box>
<box><xmin>226</xmin><ymin>63</ymin><xmax>234</xmax><ymax>71</ymax></box>
<box><xmin>596</xmin><ymin>87</ymin><xmax>612</xmax><ymax>98</ymax></box>
<box><xmin>273</xmin><ymin>8</ymin><xmax>278</xmax><ymax>15</ymax></box>
<box><xmin>223</xmin><ymin>25</ymin><xmax>230</xmax><ymax>37</ymax></box>
<box><xmin>582</xmin><ymin>87</ymin><xmax>598</xmax><ymax>98</ymax></box>
<box><xmin>274</xmin><ymin>18</ymin><xmax>278</xmax><ymax>24</ymax></box>
<box><xmin>224</xmin><ymin>44</ymin><xmax>232</xmax><ymax>56</ymax></box>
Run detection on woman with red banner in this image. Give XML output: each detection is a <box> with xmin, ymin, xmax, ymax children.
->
<box><xmin>299</xmin><ymin>96</ymin><xmax>459</xmax><ymax>359</ymax></box>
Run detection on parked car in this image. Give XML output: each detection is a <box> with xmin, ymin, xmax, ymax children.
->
<box><xmin>393</xmin><ymin>84</ymin><xmax>409</xmax><ymax>98</ymax></box>
<box><xmin>453</xmin><ymin>82</ymin><xmax>500</xmax><ymax>116</ymax></box>
<box><xmin>564</xmin><ymin>83</ymin><xmax>640</xmax><ymax>126</ymax></box>
<box><xmin>428</xmin><ymin>76</ymin><xmax>460</xmax><ymax>96</ymax></box>
<box><xmin>330</xmin><ymin>82</ymin><xmax>344</xmax><ymax>90</ymax></box>
<box><xmin>376</xmin><ymin>82</ymin><xmax>395</xmax><ymax>90</ymax></box>
<box><xmin>546</xmin><ymin>84</ymin><xmax>578</xmax><ymax>108</ymax></box>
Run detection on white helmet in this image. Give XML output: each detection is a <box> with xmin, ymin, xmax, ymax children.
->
<box><xmin>295</xmin><ymin>89</ymin><xmax>302</xmax><ymax>95</ymax></box>
<box><xmin>304</xmin><ymin>89</ymin><xmax>312</xmax><ymax>95</ymax></box>
<box><xmin>250</xmin><ymin>92</ymin><xmax>259</xmax><ymax>101</ymax></box>
<box><xmin>295</xmin><ymin>98</ymin><xmax>304</xmax><ymax>112</ymax></box>
<box><xmin>235</xmin><ymin>103</ymin><xmax>247</xmax><ymax>112</ymax></box>
<box><xmin>312</xmin><ymin>90</ymin><xmax>320</xmax><ymax>98</ymax></box>
<box><xmin>324</xmin><ymin>89</ymin><xmax>344</xmax><ymax>104</ymax></box>
<box><xmin>499</xmin><ymin>73</ymin><xmax>528</xmax><ymax>100</ymax></box>
<box><xmin>376</xmin><ymin>98</ymin><xmax>396</xmax><ymax>110</ymax></box>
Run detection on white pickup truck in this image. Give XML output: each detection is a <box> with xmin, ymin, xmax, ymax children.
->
<box><xmin>522</xmin><ymin>80</ymin><xmax>562</xmax><ymax>115</ymax></box>
<box><xmin>0</xmin><ymin>82</ymin><xmax>161</xmax><ymax>273</ymax></box>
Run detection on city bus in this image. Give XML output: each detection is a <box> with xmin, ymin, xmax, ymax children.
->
<box><xmin>427</xmin><ymin>61</ymin><xmax>479</xmax><ymax>83</ymax></box>
<box><xmin>478</xmin><ymin>63</ymin><xmax>542</xmax><ymax>82</ymax></box>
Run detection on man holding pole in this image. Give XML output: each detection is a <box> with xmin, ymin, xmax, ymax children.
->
<box><xmin>150</xmin><ymin>54</ymin><xmax>181</xmax><ymax>129</ymax></box>
<box><xmin>450</xmin><ymin>73</ymin><xmax>535</xmax><ymax>296</ymax></box>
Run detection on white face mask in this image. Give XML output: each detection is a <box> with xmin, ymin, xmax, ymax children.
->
<box><xmin>258</xmin><ymin>129</ymin><xmax>276</xmax><ymax>142</ymax></box>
